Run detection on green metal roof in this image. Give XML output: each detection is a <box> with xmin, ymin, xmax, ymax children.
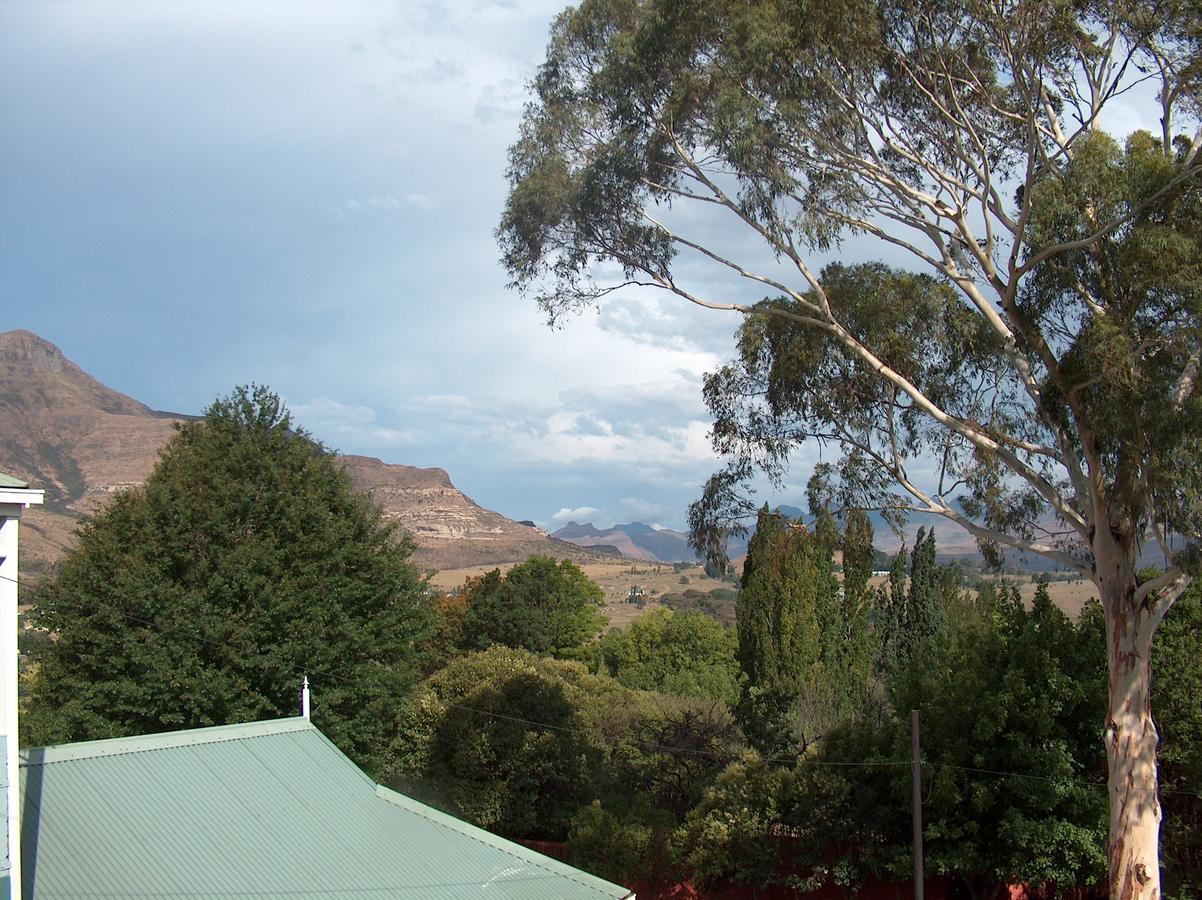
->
<box><xmin>0</xmin><ymin>474</ymin><xmax>30</xmax><ymax>489</ymax></box>
<box><xmin>19</xmin><ymin>718</ymin><xmax>634</xmax><ymax>900</ymax></box>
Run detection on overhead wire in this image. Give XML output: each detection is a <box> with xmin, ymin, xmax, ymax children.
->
<box><xmin>2</xmin><ymin>571</ymin><xmax>1200</xmax><ymax>796</ymax></box>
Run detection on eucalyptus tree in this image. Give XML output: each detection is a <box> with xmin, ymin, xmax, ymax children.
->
<box><xmin>498</xmin><ymin>0</ymin><xmax>1202</xmax><ymax>895</ymax></box>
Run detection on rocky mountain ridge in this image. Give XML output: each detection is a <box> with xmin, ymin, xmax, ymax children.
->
<box><xmin>551</xmin><ymin>520</ymin><xmax>726</xmax><ymax>563</ymax></box>
<box><xmin>0</xmin><ymin>330</ymin><xmax>598</xmax><ymax>573</ymax></box>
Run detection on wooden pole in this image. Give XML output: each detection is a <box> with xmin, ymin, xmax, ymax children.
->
<box><xmin>911</xmin><ymin>708</ymin><xmax>924</xmax><ymax>900</ymax></box>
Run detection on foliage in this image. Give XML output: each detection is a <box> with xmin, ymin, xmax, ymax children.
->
<box><xmin>460</xmin><ymin>555</ymin><xmax>605</xmax><ymax>659</ymax></box>
<box><xmin>591</xmin><ymin>607</ymin><xmax>742</xmax><ymax>704</ymax></box>
<box><xmin>1153</xmin><ymin>581</ymin><xmax>1202</xmax><ymax>899</ymax></box>
<box><xmin>840</xmin><ymin>508</ymin><xmax>876</xmax><ymax>611</ymax></box>
<box><xmin>876</xmin><ymin>529</ymin><xmax>967</xmax><ymax>671</ymax></box>
<box><xmin>658</xmin><ymin>586</ymin><xmax>738</xmax><ymax>624</ymax></box>
<box><xmin>21</xmin><ymin>386</ymin><xmax>432</xmax><ymax>777</ymax></box>
<box><xmin>783</xmin><ymin>720</ymin><xmax>912</xmax><ymax>892</ymax></box>
<box><xmin>601</xmin><ymin>695</ymin><xmax>744</xmax><ymax>821</ymax></box>
<box><xmin>500</xmin><ymin>5</ymin><xmax>1202</xmax><ymax>884</ymax></box>
<box><xmin>737</xmin><ymin>507</ymin><xmax>824</xmax><ymax>692</ymax></box>
<box><xmin>813</xmin><ymin>582</ymin><xmax>1110</xmax><ymax>896</ymax></box>
<box><xmin>673</xmin><ymin>753</ymin><xmax>798</xmax><ymax>888</ymax></box>
<box><xmin>421</xmin><ymin>590</ymin><xmax>470</xmax><ymax>672</ymax></box>
<box><xmin>569</xmin><ymin>798</ymin><xmax>678</xmax><ymax>886</ymax></box>
<box><xmin>388</xmin><ymin>646</ymin><xmax>623</xmax><ymax>839</ymax></box>
<box><xmin>736</xmin><ymin>507</ymin><xmax>875</xmax><ymax>753</ymax></box>
<box><xmin>571</xmin><ymin>694</ymin><xmax>745</xmax><ymax>883</ymax></box>
<box><xmin>896</xmin><ymin>581</ymin><xmax>1109</xmax><ymax>894</ymax></box>
<box><xmin>390</xmin><ymin>643</ymin><xmax>746</xmax><ymax>850</ymax></box>
<box><xmin>682</xmin><ymin>582</ymin><xmax>1111</xmax><ymax>895</ymax></box>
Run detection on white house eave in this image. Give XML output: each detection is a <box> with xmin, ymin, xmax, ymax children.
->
<box><xmin>0</xmin><ymin>489</ymin><xmax>44</xmax><ymax>509</ymax></box>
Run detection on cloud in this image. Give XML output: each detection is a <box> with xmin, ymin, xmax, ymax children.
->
<box><xmin>410</xmin><ymin>58</ymin><xmax>464</xmax><ymax>85</ymax></box>
<box><xmin>474</xmin><ymin>78</ymin><xmax>525</xmax><ymax>124</ymax></box>
<box><xmin>596</xmin><ymin>293</ymin><xmax>735</xmax><ymax>355</ymax></box>
<box><xmin>549</xmin><ymin>506</ymin><xmax>604</xmax><ymax>526</ymax></box>
<box><xmin>289</xmin><ymin>396</ymin><xmax>416</xmax><ymax>450</ymax></box>
<box><xmin>619</xmin><ymin>496</ymin><xmax>672</xmax><ymax>523</ymax></box>
<box><xmin>559</xmin><ymin>371</ymin><xmax>711</xmax><ymax>442</ymax></box>
<box><xmin>339</xmin><ymin>194</ymin><xmax>439</xmax><ymax>219</ymax></box>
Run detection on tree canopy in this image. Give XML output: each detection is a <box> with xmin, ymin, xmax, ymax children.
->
<box><xmin>389</xmin><ymin>645</ymin><xmax>741</xmax><ymax>844</ymax></box>
<box><xmin>500</xmin><ymin>1</ymin><xmax>1202</xmax><ymax>893</ymax></box>
<box><xmin>23</xmin><ymin>386</ymin><xmax>432</xmax><ymax>776</ymax></box>
<box><xmin>591</xmin><ymin>606</ymin><xmax>742</xmax><ymax>704</ymax></box>
<box><xmin>735</xmin><ymin>508</ymin><xmax>875</xmax><ymax>754</ymax></box>
<box><xmin>460</xmin><ymin>554</ymin><xmax>606</xmax><ymax>658</ymax></box>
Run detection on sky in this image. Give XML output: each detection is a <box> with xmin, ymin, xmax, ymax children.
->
<box><xmin>0</xmin><ymin>1</ymin><xmax>1160</xmax><ymax>536</ymax></box>
<box><xmin>0</xmin><ymin>0</ymin><xmax>761</xmax><ymax>532</ymax></box>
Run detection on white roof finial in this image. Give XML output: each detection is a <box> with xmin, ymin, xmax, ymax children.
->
<box><xmin>301</xmin><ymin>675</ymin><xmax>311</xmax><ymax>720</ymax></box>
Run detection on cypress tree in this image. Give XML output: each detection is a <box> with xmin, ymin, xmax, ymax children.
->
<box><xmin>907</xmin><ymin>526</ymin><xmax>939</xmax><ymax>640</ymax></box>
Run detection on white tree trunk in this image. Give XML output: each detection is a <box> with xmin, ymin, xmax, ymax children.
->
<box><xmin>1099</xmin><ymin>542</ymin><xmax>1162</xmax><ymax>900</ymax></box>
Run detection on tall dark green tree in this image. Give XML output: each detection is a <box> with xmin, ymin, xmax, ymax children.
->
<box><xmin>907</xmin><ymin>527</ymin><xmax>941</xmax><ymax>640</ymax></box>
<box><xmin>460</xmin><ymin>555</ymin><xmax>605</xmax><ymax>659</ymax></box>
<box><xmin>878</xmin><ymin>544</ymin><xmax>911</xmax><ymax>670</ymax></box>
<box><xmin>23</xmin><ymin>386</ymin><xmax>431</xmax><ymax>776</ymax></box>
<box><xmin>737</xmin><ymin>507</ymin><xmax>820</xmax><ymax>693</ymax></box>
<box><xmin>840</xmin><ymin>508</ymin><xmax>876</xmax><ymax>610</ymax></box>
<box><xmin>736</xmin><ymin>507</ymin><xmax>872</xmax><ymax>751</ymax></box>
<box><xmin>500</xmin><ymin>1</ymin><xmax>1201</xmax><ymax>892</ymax></box>
<box><xmin>1152</xmin><ymin>581</ymin><xmax>1202</xmax><ymax>899</ymax></box>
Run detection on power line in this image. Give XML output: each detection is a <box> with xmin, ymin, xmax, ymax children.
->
<box><xmin>10</xmin><ymin>577</ymin><xmax>908</xmax><ymax>769</ymax></box>
<box><xmin>6</xmin><ymin>571</ymin><xmax>1201</xmax><ymax>797</ymax></box>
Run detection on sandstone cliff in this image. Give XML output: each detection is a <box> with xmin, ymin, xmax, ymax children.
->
<box><xmin>0</xmin><ymin>330</ymin><xmax>599</xmax><ymax>573</ymax></box>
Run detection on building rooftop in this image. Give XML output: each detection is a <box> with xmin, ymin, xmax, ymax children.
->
<box><xmin>0</xmin><ymin>474</ymin><xmax>30</xmax><ymax>489</ymax></box>
<box><xmin>19</xmin><ymin>717</ymin><xmax>633</xmax><ymax>899</ymax></box>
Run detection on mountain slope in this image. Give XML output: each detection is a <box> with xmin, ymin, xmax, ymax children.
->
<box><xmin>0</xmin><ymin>330</ymin><xmax>597</xmax><ymax>573</ymax></box>
<box><xmin>552</xmin><ymin>521</ymin><xmax>710</xmax><ymax>563</ymax></box>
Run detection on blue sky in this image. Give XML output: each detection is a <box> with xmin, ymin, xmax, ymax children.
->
<box><xmin>1</xmin><ymin>0</ymin><xmax>767</xmax><ymax>531</ymax></box>
<box><xmin>1</xmin><ymin>1</ymin><xmax>1160</xmax><ymax>536</ymax></box>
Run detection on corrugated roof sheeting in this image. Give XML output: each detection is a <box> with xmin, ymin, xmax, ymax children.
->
<box><xmin>20</xmin><ymin>718</ymin><xmax>633</xmax><ymax>899</ymax></box>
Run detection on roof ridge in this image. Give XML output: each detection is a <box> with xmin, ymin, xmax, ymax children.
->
<box><xmin>21</xmin><ymin>717</ymin><xmax>313</xmax><ymax>767</ymax></box>
<box><xmin>373</xmin><ymin>785</ymin><xmax>632</xmax><ymax>898</ymax></box>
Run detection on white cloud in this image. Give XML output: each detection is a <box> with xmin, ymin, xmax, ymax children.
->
<box><xmin>289</xmin><ymin>396</ymin><xmax>416</xmax><ymax>450</ymax></box>
<box><xmin>549</xmin><ymin>506</ymin><xmax>604</xmax><ymax>526</ymax></box>
<box><xmin>618</xmin><ymin>496</ymin><xmax>670</xmax><ymax>522</ymax></box>
<box><xmin>340</xmin><ymin>194</ymin><xmax>433</xmax><ymax>218</ymax></box>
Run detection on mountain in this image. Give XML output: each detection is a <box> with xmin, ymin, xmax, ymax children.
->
<box><xmin>337</xmin><ymin>454</ymin><xmax>593</xmax><ymax>569</ymax></box>
<box><xmin>551</xmin><ymin>521</ymin><xmax>751</xmax><ymax>563</ymax></box>
<box><xmin>552</xmin><ymin>522</ymin><xmax>663</xmax><ymax>561</ymax></box>
<box><xmin>0</xmin><ymin>330</ymin><xmax>600</xmax><ymax>573</ymax></box>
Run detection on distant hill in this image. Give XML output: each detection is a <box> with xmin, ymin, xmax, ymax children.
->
<box><xmin>552</xmin><ymin>521</ymin><xmax>752</xmax><ymax>563</ymax></box>
<box><xmin>0</xmin><ymin>330</ymin><xmax>603</xmax><ymax>573</ymax></box>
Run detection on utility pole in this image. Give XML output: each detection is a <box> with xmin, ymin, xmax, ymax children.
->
<box><xmin>911</xmin><ymin>708</ymin><xmax>924</xmax><ymax>900</ymax></box>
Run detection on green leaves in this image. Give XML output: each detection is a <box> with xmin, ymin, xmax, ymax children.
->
<box><xmin>22</xmin><ymin>386</ymin><xmax>431</xmax><ymax>777</ymax></box>
<box><xmin>460</xmin><ymin>555</ymin><xmax>606</xmax><ymax>659</ymax></box>
<box><xmin>592</xmin><ymin>607</ymin><xmax>742</xmax><ymax>704</ymax></box>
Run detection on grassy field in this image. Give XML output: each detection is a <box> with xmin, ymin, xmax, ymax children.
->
<box><xmin>428</xmin><ymin>560</ymin><xmax>736</xmax><ymax>630</ymax></box>
<box><xmin>428</xmin><ymin>559</ymin><xmax>1100</xmax><ymax>632</ymax></box>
